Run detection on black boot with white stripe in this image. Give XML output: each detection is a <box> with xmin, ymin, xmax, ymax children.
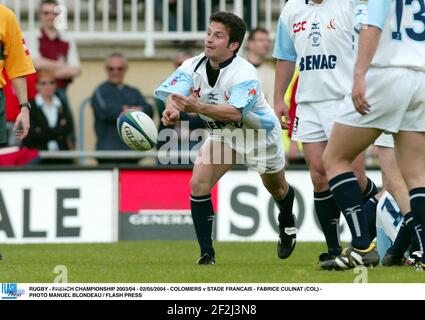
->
<box><xmin>320</xmin><ymin>243</ymin><xmax>380</xmax><ymax>270</ymax></box>
<box><xmin>277</xmin><ymin>214</ymin><xmax>297</xmax><ymax>259</ymax></box>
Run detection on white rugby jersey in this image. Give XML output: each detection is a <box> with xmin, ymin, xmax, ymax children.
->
<box><xmin>273</xmin><ymin>0</ymin><xmax>355</xmax><ymax>104</ymax></box>
<box><xmin>354</xmin><ymin>0</ymin><xmax>425</xmax><ymax>72</ymax></box>
<box><xmin>155</xmin><ymin>53</ymin><xmax>279</xmax><ymax>134</ymax></box>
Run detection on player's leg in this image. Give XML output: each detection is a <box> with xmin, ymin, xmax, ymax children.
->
<box><xmin>351</xmin><ymin>152</ymin><xmax>378</xmax><ymax>202</ymax></box>
<box><xmin>321</xmin><ymin>124</ymin><xmax>381</xmax><ymax>269</ymax></box>
<box><xmin>250</xmin><ymin>123</ymin><xmax>294</xmax><ymax>259</ymax></box>
<box><xmin>261</xmin><ymin>169</ymin><xmax>296</xmax><ymax>259</ymax></box>
<box><xmin>190</xmin><ymin>139</ymin><xmax>236</xmax><ymax>264</ymax></box>
<box><xmin>303</xmin><ymin>141</ymin><xmax>342</xmax><ymax>258</ymax></box>
<box><xmin>394</xmin><ymin>131</ymin><xmax>425</xmax><ymax>268</ymax></box>
<box><xmin>375</xmin><ymin>144</ymin><xmax>417</xmax><ymax>265</ymax></box>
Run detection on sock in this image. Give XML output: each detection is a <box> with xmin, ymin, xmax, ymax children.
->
<box><xmin>314</xmin><ymin>190</ymin><xmax>342</xmax><ymax>256</ymax></box>
<box><xmin>191</xmin><ymin>194</ymin><xmax>215</xmax><ymax>257</ymax></box>
<box><xmin>329</xmin><ymin>172</ymin><xmax>371</xmax><ymax>250</ymax></box>
<box><xmin>389</xmin><ymin>212</ymin><xmax>415</xmax><ymax>256</ymax></box>
<box><xmin>363</xmin><ymin>177</ymin><xmax>378</xmax><ymax>202</ymax></box>
<box><xmin>409</xmin><ymin>188</ymin><xmax>425</xmax><ymax>263</ymax></box>
<box><xmin>274</xmin><ymin>185</ymin><xmax>295</xmax><ymax>227</ymax></box>
<box><xmin>362</xmin><ymin>196</ymin><xmax>378</xmax><ymax>240</ymax></box>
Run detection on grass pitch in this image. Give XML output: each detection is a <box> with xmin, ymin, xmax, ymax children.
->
<box><xmin>0</xmin><ymin>241</ymin><xmax>423</xmax><ymax>283</ymax></box>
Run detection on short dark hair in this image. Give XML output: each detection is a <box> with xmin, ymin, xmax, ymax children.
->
<box><xmin>210</xmin><ymin>11</ymin><xmax>247</xmax><ymax>54</ymax></box>
<box><xmin>248</xmin><ymin>27</ymin><xmax>270</xmax><ymax>41</ymax></box>
<box><xmin>39</xmin><ymin>0</ymin><xmax>58</xmax><ymax>10</ymax></box>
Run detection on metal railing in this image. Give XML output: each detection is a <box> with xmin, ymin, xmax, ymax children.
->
<box><xmin>2</xmin><ymin>0</ymin><xmax>287</xmax><ymax>57</ymax></box>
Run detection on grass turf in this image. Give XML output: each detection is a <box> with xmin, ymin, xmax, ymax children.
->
<box><xmin>0</xmin><ymin>241</ymin><xmax>423</xmax><ymax>283</ymax></box>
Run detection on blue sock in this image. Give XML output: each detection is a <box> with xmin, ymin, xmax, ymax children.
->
<box><xmin>329</xmin><ymin>172</ymin><xmax>371</xmax><ymax>250</ymax></box>
<box><xmin>362</xmin><ymin>196</ymin><xmax>378</xmax><ymax>240</ymax></box>
<box><xmin>389</xmin><ymin>212</ymin><xmax>415</xmax><ymax>256</ymax></box>
<box><xmin>363</xmin><ymin>177</ymin><xmax>378</xmax><ymax>202</ymax></box>
<box><xmin>191</xmin><ymin>194</ymin><xmax>215</xmax><ymax>257</ymax></box>
<box><xmin>409</xmin><ymin>188</ymin><xmax>425</xmax><ymax>262</ymax></box>
<box><xmin>314</xmin><ymin>190</ymin><xmax>342</xmax><ymax>256</ymax></box>
<box><xmin>275</xmin><ymin>185</ymin><xmax>295</xmax><ymax>227</ymax></box>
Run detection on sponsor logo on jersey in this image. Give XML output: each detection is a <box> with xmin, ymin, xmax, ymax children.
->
<box><xmin>193</xmin><ymin>87</ymin><xmax>201</xmax><ymax>97</ymax></box>
<box><xmin>293</xmin><ymin>21</ymin><xmax>307</xmax><ymax>33</ymax></box>
<box><xmin>248</xmin><ymin>88</ymin><xmax>257</xmax><ymax>96</ymax></box>
<box><xmin>208</xmin><ymin>92</ymin><xmax>219</xmax><ymax>104</ymax></box>
<box><xmin>224</xmin><ymin>91</ymin><xmax>230</xmax><ymax>101</ymax></box>
<box><xmin>308</xmin><ymin>20</ymin><xmax>322</xmax><ymax>47</ymax></box>
<box><xmin>327</xmin><ymin>19</ymin><xmax>336</xmax><ymax>30</ymax></box>
<box><xmin>168</xmin><ymin>75</ymin><xmax>182</xmax><ymax>87</ymax></box>
<box><xmin>299</xmin><ymin>55</ymin><xmax>337</xmax><ymax>71</ymax></box>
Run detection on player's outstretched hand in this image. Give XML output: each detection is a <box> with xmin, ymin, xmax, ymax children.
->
<box><xmin>161</xmin><ymin>109</ymin><xmax>180</xmax><ymax>126</ymax></box>
<box><xmin>13</xmin><ymin>107</ymin><xmax>30</xmax><ymax>141</ymax></box>
<box><xmin>274</xmin><ymin>102</ymin><xmax>291</xmax><ymax>130</ymax></box>
<box><xmin>352</xmin><ymin>75</ymin><xmax>371</xmax><ymax>116</ymax></box>
<box><xmin>170</xmin><ymin>89</ymin><xmax>201</xmax><ymax>113</ymax></box>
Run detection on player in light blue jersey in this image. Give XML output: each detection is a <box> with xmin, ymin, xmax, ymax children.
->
<box><xmin>156</xmin><ymin>12</ymin><xmax>296</xmax><ymax>265</ymax></box>
<box><xmin>273</xmin><ymin>0</ymin><xmax>382</xmax><ymax>264</ymax></box>
<box><xmin>322</xmin><ymin>0</ymin><xmax>425</xmax><ymax>270</ymax></box>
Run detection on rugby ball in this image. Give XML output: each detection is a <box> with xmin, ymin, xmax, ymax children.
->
<box><xmin>117</xmin><ymin>110</ymin><xmax>158</xmax><ymax>151</ymax></box>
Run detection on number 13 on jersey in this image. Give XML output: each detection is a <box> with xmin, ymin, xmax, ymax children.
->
<box><xmin>393</xmin><ymin>0</ymin><xmax>425</xmax><ymax>41</ymax></box>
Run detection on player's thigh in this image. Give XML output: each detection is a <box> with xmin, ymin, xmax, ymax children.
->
<box><xmin>260</xmin><ymin>169</ymin><xmax>287</xmax><ymax>194</ymax></box>
<box><xmin>324</xmin><ymin>123</ymin><xmax>381</xmax><ymax>164</ymax></box>
<box><xmin>191</xmin><ymin>139</ymin><xmax>235</xmax><ymax>193</ymax></box>
<box><xmin>302</xmin><ymin>142</ymin><xmax>328</xmax><ymax>185</ymax></box>
<box><xmin>394</xmin><ymin>131</ymin><xmax>425</xmax><ymax>190</ymax></box>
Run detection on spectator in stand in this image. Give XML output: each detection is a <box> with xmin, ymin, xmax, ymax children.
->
<box><xmin>22</xmin><ymin>70</ymin><xmax>74</xmax><ymax>164</ymax></box>
<box><xmin>246</xmin><ymin>27</ymin><xmax>274</xmax><ymax>103</ymax></box>
<box><xmin>91</xmin><ymin>52</ymin><xmax>153</xmax><ymax>164</ymax></box>
<box><xmin>26</xmin><ymin>0</ymin><xmax>80</xmax><ymax>145</ymax></box>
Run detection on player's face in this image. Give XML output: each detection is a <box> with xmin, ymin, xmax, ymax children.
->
<box><xmin>39</xmin><ymin>4</ymin><xmax>58</xmax><ymax>29</ymax></box>
<box><xmin>105</xmin><ymin>57</ymin><xmax>128</xmax><ymax>85</ymax></box>
<box><xmin>204</xmin><ymin>22</ymin><xmax>238</xmax><ymax>63</ymax></box>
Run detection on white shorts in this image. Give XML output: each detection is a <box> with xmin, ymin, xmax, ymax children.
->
<box><xmin>337</xmin><ymin>68</ymin><xmax>425</xmax><ymax>133</ymax></box>
<box><xmin>374</xmin><ymin>133</ymin><xmax>394</xmax><ymax>148</ymax></box>
<box><xmin>208</xmin><ymin>124</ymin><xmax>285</xmax><ymax>174</ymax></box>
<box><xmin>292</xmin><ymin>99</ymin><xmax>344</xmax><ymax>143</ymax></box>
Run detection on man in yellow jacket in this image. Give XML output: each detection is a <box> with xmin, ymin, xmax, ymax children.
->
<box><xmin>0</xmin><ymin>4</ymin><xmax>35</xmax><ymax>261</ymax></box>
<box><xmin>0</xmin><ymin>5</ymin><xmax>35</xmax><ymax>145</ymax></box>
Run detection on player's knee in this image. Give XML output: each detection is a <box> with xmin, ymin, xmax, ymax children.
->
<box><xmin>309</xmin><ymin>168</ymin><xmax>328</xmax><ymax>190</ymax></box>
<box><xmin>322</xmin><ymin>149</ymin><xmax>333</xmax><ymax>173</ymax></box>
<box><xmin>190</xmin><ymin>177</ymin><xmax>212</xmax><ymax>196</ymax></box>
<box><xmin>264</xmin><ymin>181</ymin><xmax>286</xmax><ymax>199</ymax></box>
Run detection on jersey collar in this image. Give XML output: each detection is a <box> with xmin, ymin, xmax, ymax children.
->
<box><xmin>306</xmin><ymin>0</ymin><xmax>327</xmax><ymax>5</ymax></box>
<box><xmin>217</xmin><ymin>55</ymin><xmax>237</xmax><ymax>69</ymax></box>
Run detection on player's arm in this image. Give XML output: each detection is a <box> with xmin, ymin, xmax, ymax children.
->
<box><xmin>4</xmin><ymin>9</ymin><xmax>35</xmax><ymax>141</ymax></box>
<box><xmin>155</xmin><ymin>64</ymin><xmax>194</xmax><ymax>126</ymax></box>
<box><xmin>352</xmin><ymin>0</ymin><xmax>390</xmax><ymax>115</ymax></box>
<box><xmin>171</xmin><ymin>92</ymin><xmax>242</xmax><ymax>122</ymax></box>
<box><xmin>274</xmin><ymin>60</ymin><xmax>295</xmax><ymax>129</ymax></box>
<box><xmin>272</xmin><ymin>13</ymin><xmax>297</xmax><ymax>129</ymax></box>
<box><xmin>11</xmin><ymin>77</ymin><xmax>30</xmax><ymax>140</ymax></box>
